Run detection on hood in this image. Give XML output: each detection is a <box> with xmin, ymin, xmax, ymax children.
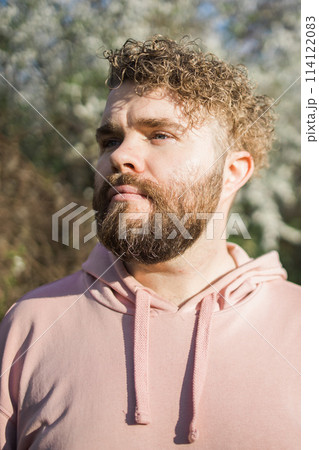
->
<box><xmin>82</xmin><ymin>242</ymin><xmax>286</xmax><ymax>315</ymax></box>
<box><xmin>82</xmin><ymin>242</ymin><xmax>287</xmax><ymax>443</ymax></box>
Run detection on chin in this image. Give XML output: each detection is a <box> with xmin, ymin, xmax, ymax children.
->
<box><xmin>119</xmin><ymin>202</ymin><xmax>152</xmax><ymax>215</ymax></box>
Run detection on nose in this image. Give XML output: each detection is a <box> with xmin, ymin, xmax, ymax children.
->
<box><xmin>109</xmin><ymin>139</ymin><xmax>145</xmax><ymax>174</ymax></box>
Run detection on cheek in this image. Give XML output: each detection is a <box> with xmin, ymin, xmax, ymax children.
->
<box><xmin>183</xmin><ymin>157</ymin><xmax>204</xmax><ymax>172</ymax></box>
<box><xmin>147</xmin><ymin>148</ymin><xmax>203</xmax><ymax>178</ymax></box>
<box><xmin>171</xmin><ymin>157</ymin><xmax>207</xmax><ymax>182</ymax></box>
<box><xmin>183</xmin><ymin>150</ymin><xmax>221</xmax><ymax>181</ymax></box>
<box><xmin>96</xmin><ymin>153</ymin><xmax>112</xmax><ymax>176</ymax></box>
<box><xmin>94</xmin><ymin>156</ymin><xmax>112</xmax><ymax>189</ymax></box>
<box><xmin>94</xmin><ymin>174</ymin><xmax>104</xmax><ymax>192</ymax></box>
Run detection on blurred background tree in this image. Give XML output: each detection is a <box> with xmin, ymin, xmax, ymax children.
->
<box><xmin>0</xmin><ymin>0</ymin><xmax>300</xmax><ymax>319</ymax></box>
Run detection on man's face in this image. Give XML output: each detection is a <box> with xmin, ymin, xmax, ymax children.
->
<box><xmin>93</xmin><ymin>82</ymin><xmax>226</xmax><ymax>263</ymax></box>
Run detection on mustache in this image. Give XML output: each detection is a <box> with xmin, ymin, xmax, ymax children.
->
<box><xmin>106</xmin><ymin>173</ymin><xmax>155</xmax><ymax>194</ymax></box>
<box><xmin>93</xmin><ymin>173</ymin><xmax>170</xmax><ymax>212</ymax></box>
<box><xmin>98</xmin><ymin>173</ymin><xmax>169</xmax><ymax>203</ymax></box>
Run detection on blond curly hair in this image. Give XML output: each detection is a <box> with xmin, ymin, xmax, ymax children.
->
<box><xmin>103</xmin><ymin>36</ymin><xmax>275</xmax><ymax>171</ymax></box>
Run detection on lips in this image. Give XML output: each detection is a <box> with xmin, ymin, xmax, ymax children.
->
<box><xmin>108</xmin><ymin>185</ymin><xmax>148</xmax><ymax>202</ymax></box>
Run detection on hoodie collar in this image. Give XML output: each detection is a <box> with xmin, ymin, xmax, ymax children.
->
<box><xmin>82</xmin><ymin>242</ymin><xmax>287</xmax><ymax>315</ymax></box>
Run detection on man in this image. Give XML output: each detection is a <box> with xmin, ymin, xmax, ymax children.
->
<box><xmin>0</xmin><ymin>36</ymin><xmax>300</xmax><ymax>449</ymax></box>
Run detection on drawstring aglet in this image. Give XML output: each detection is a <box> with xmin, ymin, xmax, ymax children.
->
<box><xmin>135</xmin><ymin>407</ymin><xmax>151</xmax><ymax>425</ymax></box>
<box><xmin>188</xmin><ymin>426</ymin><xmax>199</xmax><ymax>443</ymax></box>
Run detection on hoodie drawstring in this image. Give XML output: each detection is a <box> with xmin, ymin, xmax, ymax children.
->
<box><xmin>133</xmin><ymin>289</ymin><xmax>217</xmax><ymax>443</ymax></box>
<box><xmin>134</xmin><ymin>289</ymin><xmax>151</xmax><ymax>425</ymax></box>
<box><xmin>188</xmin><ymin>292</ymin><xmax>217</xmax><ymax>443</ymax></box>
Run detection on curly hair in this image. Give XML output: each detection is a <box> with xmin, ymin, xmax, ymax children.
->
<box><xmin>103</xmin><ymin>36</ymin><xmax>276</xmax><ymax>171</ymax></box>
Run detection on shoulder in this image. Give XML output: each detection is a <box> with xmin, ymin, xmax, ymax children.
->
<box><xmin>256</xmin><ymin>278</ymin><xmax>300</xmax><ymax>329</ymax></box>
<box><xmin>21</xmin><ymin>269</ymin><xmax>87</xmax><ymax>302</ymax></box>
<box><xmin>264</xmin><ymin>277</ymin><xmax>300</xmax><ymax>303</ymax></box>
<box><xmin>1</xmin><ymin>270</ymin><xmax>90</xmax><ymax>331</ymax></box>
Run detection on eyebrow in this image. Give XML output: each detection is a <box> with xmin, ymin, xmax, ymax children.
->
<box><xmin>95</xmin><ymin>117</ymin><xmax>185</xmax><ymax>140</ymax></box>
<box><xmin>132</xmin><ymin>117</ymin><xmax>185</xmax><ymax>132</ymax></box>
<box><xmin>95</xmin><ymin>120</ymin><xmax>123</xmax><ymax>140</ymax></box>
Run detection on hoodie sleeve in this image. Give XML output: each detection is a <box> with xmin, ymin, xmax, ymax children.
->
<box><xmin>0</xmin><ymin>407</ymin><xmax>16</xmax><ymax>449</ymax></box>
<box><xmin>0</xmin><ymin>305</ymin><xmax>22</xmax><ymax>449</ymax></box>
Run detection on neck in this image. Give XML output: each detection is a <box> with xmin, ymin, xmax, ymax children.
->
<box><xmin>124</xmin><ymin>235</ymin><xmax>236</xmax><ymax>307</ymax></box>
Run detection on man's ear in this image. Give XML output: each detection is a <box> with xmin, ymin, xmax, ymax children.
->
<box><xmin>220</xmin><ymin>151</ymin><xmax>254</xmax><ymax>200</ymax></box>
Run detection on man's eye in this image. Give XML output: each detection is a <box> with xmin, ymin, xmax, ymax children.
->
<box><xmin>151</xmin><ymin>133</ymin><xmax>173</xmax><ymax>141</ymax></box>
<box><xmin>101</xmin><ymin>139</ymin><xmax>121</xmax><ymax>150</ymax></box>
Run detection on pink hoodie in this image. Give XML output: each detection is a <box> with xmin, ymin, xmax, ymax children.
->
<box><xmin>0</xmin><ymin>243</ymin><xmax>300</xmax><ymax>449</ymax></box>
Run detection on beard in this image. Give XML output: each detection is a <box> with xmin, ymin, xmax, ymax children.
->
<box><xmin>93</xmin><ymin>167</ymin><xmax>224</xmax><ymax>264</ymax></box>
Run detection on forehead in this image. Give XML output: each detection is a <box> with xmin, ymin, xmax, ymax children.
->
<box><xmin>102</xmin><ymin>83</ymin><xmax>187</xmax><ymax>125</ymax></box>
